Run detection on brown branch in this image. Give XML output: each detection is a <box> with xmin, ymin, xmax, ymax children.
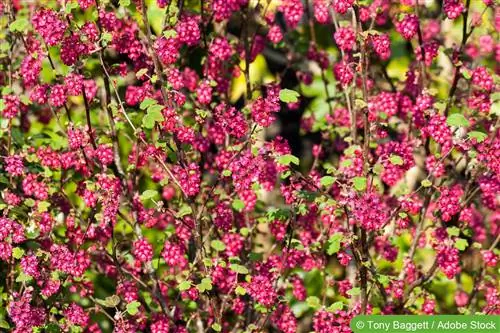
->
<box><xmin>466</xmin><ymin>233</ymin><xmax>500</xmax><ymax>311</ymax></box>
<box><xmin>242</xmin><ymin>8</ymin><xmax>252</xmax><ymax>101</ymax></box>
<box><xmin>353</xmin><ymin>5</ymin><xmax>372</xmax><ymax>314</ymax></box>
<box><xmin>444</xmin><ymin>0</ymin><xmax>472</xmax><ymax>115</ymax></box>
<box><xmin>415</xmin><ymin>2</ymin><xmax>427</xmax><ymax>86</ymax></box>
<box><xmin>82</xmin><ymin>86</ymin><xmax>98</xmax><ymax>150</ymax></box>
<box><xmin>305</xmin><ymin>0</ymin><xmax>333</xmax><ymax>115</ymax></box>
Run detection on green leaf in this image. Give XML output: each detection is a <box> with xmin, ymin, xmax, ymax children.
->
<box><xmin>176</xmin><ymin>204</ymin><xmax>192</xmax><ymax>218</ymax></box>
<box><xmin>347</xmin><ymin>287</ymin><xmax>361</xmax><ymax>296</ymax></box>
<box><xmin>306</xmin><ymin>296</ymin><xmax>321</xmax><ymax>309</ymax></box>
<box><xmin>372</xmin><ymin>163</ymin><xmax>384</xmax><ymax>175</ymax></box>
<box><xmin>326</xmin><ymin>233</ymin><xmax>343</xmax><ymax>255</ymax></box>
<box><xmin>354</xmin><ymin>99</ymin><xmax>368</xmax><ymax>109</ymax></box>
<box><xmin>235</xmin><ymin>285</ymin><xmax>247</xmax><ymax>295</ymax></box>
<box><xmin>210</xmin><ymin>240</ymin><xmax>226</xmax><ymax>252</ymax></box>
<box><xmin>197</xmin><ymin>278</ymin><xmax>213</xmax><ymax>293</ymax></box>
<box><xmin>222</xmin><ymin>169</ymin><xmax>232</xmax><ymax>176</ymax></box>
<box><xmin>126</xmin><ymin>301</ymin><xmax>141</xmax><ymax>315</ymax></box>
<box><xmin>25</xmin><ymin>198</ymin><xmax>36</xmax><ymax>207</ymax></box>
<box><xmin>100</xmin><ymin>32</ymin><xmax>113</xmax><ymax>46</ymax></box>
<box><xmin>211</xmin><ymin>323</ymin><xmax>222</xmax><ymax>332</ymax></box>
<box><xmin>140</xmin><ymin>190</ymin><xmax>158</xmax><ymax>201</ymax></box>
<box><xmin>352</xmin><ymin>177</ymin><xmax>367</xmax><ymax>191</ymax></box>
<box><xmin>163</xmin><ymin>29</ymin><xmax>177</xmax><ymax>38</ymax></box>
<box><xmin>447</xmin><ymin>227</ymin><xmax>460</xmax><ymax>237</ymax></box>
<box><xmin>135</xmin><ymin>68</ymin><xmax>148</xmax><ymax>78</ymax></box>
<box><xmin>9</xmin><ymin>18</ymin><xmax>29</xmax><ymax>32</ymax></box>
<box><xmin>0</xmin><ymin>320</ymin><xmax>10</xmax><ymax>329</ymax></box>
<box><xmin>229</xmin><ymin>264</ymin><xmax>249</xmax><ymax>275</ymax></box>
<box><xmin>0</xmin><ymin>42</ymin><xmax>9</xmax><ymax>53</ymax></box>
<box><xmin>38</xmin><ymin>201</ymin><xmax>51</xmax><ymax>213</ymax></box>
<box><xmin>389</xmin><ymin>154</ymin><xmax>404</xmax><ymax>166</ymax></box>
<box><xmin>65</xmin><ymin>1</ymin><xmax>79</xmax><ymax>13</ymax></box>
<box><xmin>461</xmin><ymin>68</ymin><xmax>472</xmax><ymax>80</ymax></box>
<box><xmin>97</xmin><ymin>295</ymin><xmax>121</xmax><ymax>308</ymax></box>
<box><xmin>468</xmin><ymin>131</ymin><xmax>487</xmax><ymax>143</ymax></box>
<box><xmin>320</xmin><ymin>176</ymin><xmax>336</xmax><ymax>187</ymax></box>
<box><xmin>147</xmin><ymin>104</ymin><xmax>164</xmax><ymax>113</ymax></box>
<box><xmin>232</xmin><ymin>199</ymin><xmax>245</xmax><ymax>212</ymax></box>
<box><xmin>142</xmin><ymin>107</ymin><xmax>165</xmax><ymax>129</ymax></box>
<box><xmin>12</xmin><ymin>247</ymin><xmax>25</xmax><ymax>259</ymax></box>
<box><xmin>254</xmin><ymin>303</ymin><xmax>269</xmax><ymax>313</ymax></box>
<box><xmin>491</xmin><ymin>101</ymin><xmax>500</xmax><ymax>117</ymax></box>
<box><xmin>119</xmin><ymin>0</ymin><xmax>131</xmax><ymax>6</ymax></box>
<box><xmin>446</xmin><ymin>113</ymin><xmax>470</xmax><ymax>127</ymax></box>
<box><xmin>421</xmin><ymin>179</ymin><xmax>432</xmax><ymax>187</ymax></box>
<box><xmin>455</xmin><ymin>238</ymin><xmax>468</xmax><ymax>251</ymax></box>
<box><xmin>240</xmin><ymin>227</ymin><xmax>250</xmax><ymax>237</ymax></box>
<box><xmin>140</xmin><ymin>98</ymin><xmax>158</xmax><ymax>110</ymax></box>
<box><xmin>279</xmin><ymin>89</ymin><xmax>300</xmax><ymax>103</ymax></box>
<box><xmin>377</xmin><ymin>275</ymin><xmax>390</xmax><ymax>287</ymax></box>
<box><xmin>16</xmin><ymin>272</ymin><xmax>32</xmax><ymax>283</ymax></box>
<box><xmin>277</xmin><ymin>154</ymin><xmax>300</xmax><ymax>166</ymax></box>
<box><xmin>327</xmin><ymin>301</ymin><xmax>344</xmax><ymax>312</ymax></box>
<box><xmin>178</xmin><ymin>280</ymin><xmax>191</xmax><ymax>291</ymax></box>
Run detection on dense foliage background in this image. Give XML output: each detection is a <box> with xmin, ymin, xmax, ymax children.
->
<box><xmin>0</xmin><ymin>0</ymin><xmax>498</xmax><ymax>332</ymax></box>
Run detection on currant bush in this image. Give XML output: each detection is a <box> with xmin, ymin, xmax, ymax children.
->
<box><xmin>0</xmin><ymin>0</ymin><xmax>498</xmax><ymax>332</ymax></box>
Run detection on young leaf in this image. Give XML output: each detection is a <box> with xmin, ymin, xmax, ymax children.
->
<box><xmin>101</xmin><ymin>32</ymin><xmax>113</xmax><ymax>46</ymax></box>
<box><xmin>279</xmin><ymin>89</ymin><xmax>300</xmax><ymax>103</ymax></box>
<box><xmin>229</xmin><ymin>264</ymin><xmax>249</xmax><ymax>275</ymax></box>
<box><xmin>232</xmin><ymin>199</ymin><xmax>245</xmax><ymax>212</ymax></box>
<box><xmin>210</xmin><ymin>240</ymin><xmax>226</xmax><ymax>252</ymax></box>
<box><xmin>140</xmin><ymin>190</ymin><xmax>158</xmax><ymax>201</ymax></box>
<box><xmin>97</xmin><ymin>295</ymin><xmax>121</xmax><ymax>308</ymax></box>
<box><xmin>306</xmin><ymin>296</ymin><xmax>321</xmax><ymax>309</ymax></box>
<box><xmin>142</xmin><ymin>107</ymin><xmax>165</xmax><ymax>129</ymax></box>
<box><xmin>140</xmin><ymin>98</ymin><xmax>157</xmax><ymax>110</ymax></box>
<box><xmin>176</xmin><ymin>204</ymin><xmax>193</xmax><ymax>218</ymax></box>
<box><xmin>320</xmin><ymin>176</ymin><xmax>336</xmax><ymax>187</ymax></box>
<box><xmin>377</xmin><ymin>275</ymin><xmax>390</xmax><ymax>287</ymax></box>
<box><xmin>126</xmin><ymin>301</ymin><xmax>141</xmax><ymax>315</ymax></box>
<box><xmin>197</xmin><ymin>278</ymin><xmax>213</xmax><ymax>292</ymax></box>
<box><xmin>9</xmin><ymin>18</ymin><xmax>29</xmax><ymax>32</ymax></box>
<box><xmin>446</xmin><ymin>113</ymin><xmax>470</xmax><ymax>127</ymax></box>
<box><xmin>352</xmin><ymin>177</ymin><xmax>367</xmax><ymax>191</ymax></box>
<box><xmin>447</xmin><ymin>226</ymin><xmax>460</xmax><ymax>237</ymax></box>
<box><xmin>12</xmin><ymin>247</ymin><xmax>25</xmax><ymax>259</ymax></box>
<box><xmin>235</xmin><ymin>285</ymin><xmax>247</xmax><ymax>295</ymax></box>
<box><xmin>135</xmin><ymin>68</ymin><xmax>148</xmax><ymax>78</ymax></box>
<box><xmin>347</xmin><ymin>287</ymin><xmax>361</xmax><ymax>296</ymax></box>
<box><xmin>467</xmin><ymin>131</ymin><xmax>487</xmax><ymax>143</ymax></box>
<box><xmin>389</xmin><ymin>154</ymin><xmax>404</xmax><ymax>166</ymax></box>
<box><xmin>326</xmin><ymin>233</ymin><xmax>343</xmax><ymax>255</ymax></box>
<box><xmin>455</xmin><ymin>238</ymin><xmax>468</xmax><ymax>251</ymax></box>
<box><xmin>327</xmin><ymin>301</ymin><xmax>344</xmax><ymax>312</ymax></box>
<box><xmin>421</xmin><ymin>179</ymin><xmax>432</xmax><ymax>187</ymax></box>
<box><xmin>277</xmin><ymin>154</ymin><xmax>300</xmax><ymax>166</ymax></box>
<box><xmin>178</xmin><ymin>281</ymin><xmax>191</xmax><ymax>291</ymax></box>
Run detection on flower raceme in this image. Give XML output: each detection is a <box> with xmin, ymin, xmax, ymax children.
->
<box><xmin>0</xmin><ymin>0</ymin><xmax>498</xmax><ymax>332</ymax></box>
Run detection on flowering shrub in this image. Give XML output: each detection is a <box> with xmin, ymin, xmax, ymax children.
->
<box><xmin>0</xmin><ymin>0</ymin><xmax>498</xmax><ymax>332</ymax></box>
